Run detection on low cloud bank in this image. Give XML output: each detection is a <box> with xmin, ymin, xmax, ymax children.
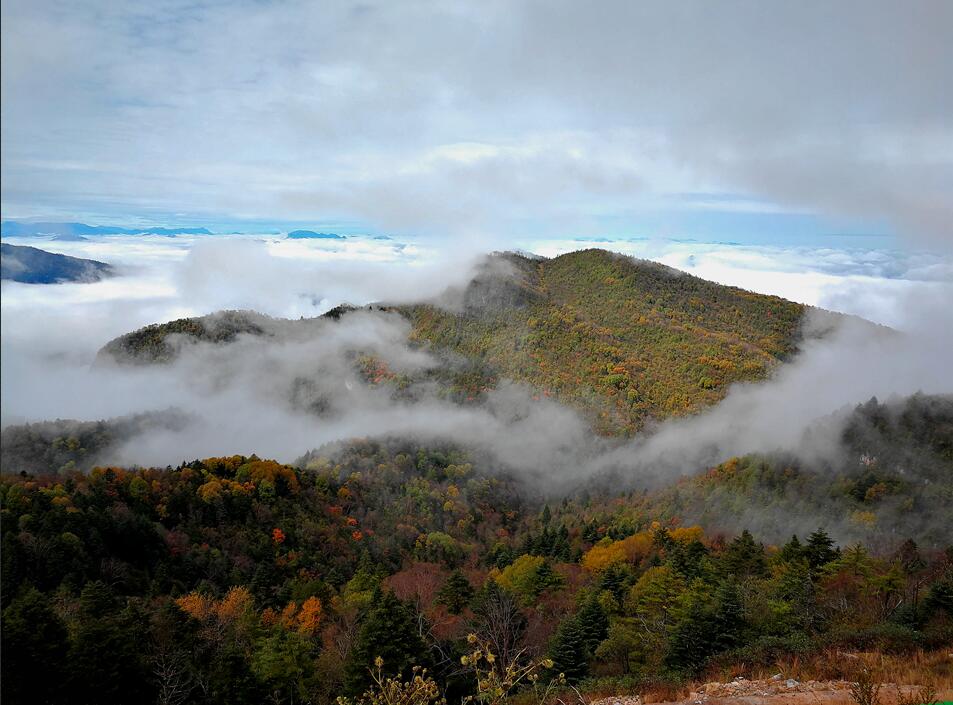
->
<box><xmin>1</xmin><ymin>237</ymin><xmax>950</xmax><ymax>509</ymax></box>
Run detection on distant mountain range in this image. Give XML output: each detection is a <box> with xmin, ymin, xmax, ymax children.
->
<box><xmin>286</xmin><ymin>230</ymin><xmax>346</xmax><ymax>239</ymax></box>
<box><xmin>0</xmin><ymin>221</ymin><xmax>212</xmax><ymax>237</ymax></box>
<box><xmin>1</xmin><ymin>243</ymin><xmax>115</xmax><ymax>283</ymax></box>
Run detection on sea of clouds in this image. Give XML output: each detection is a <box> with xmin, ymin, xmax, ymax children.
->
<box><xmin>1</xmin><ymin>234</ymin><xmax>951</xmax><ymax>494</ymax></box>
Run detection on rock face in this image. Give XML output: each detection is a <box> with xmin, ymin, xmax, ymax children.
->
<box><xmin>0</xmin><ymin>243</ymin><xmax>115</xmax><ymax>283</ymax></box>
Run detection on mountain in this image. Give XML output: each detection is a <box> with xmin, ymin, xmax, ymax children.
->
<box><xmin>0</xmin><ymin>410</ymin><xmax>189</xmax><ymax>474</ymax></box>
<box><xmin>399</xmin><ymin>249</ymin><xmax>836</xmax><ymax>433</ymax></box>
<box><xmin>587</xmin><ymin>393</ymin><xmax>953</xmax><ymax>548</ymax></box>
<box><xmin>96</xmin><ymin>309</ymin><xmax>281</xmax><ymax>364</ymax></box>
<box><xmin>286</xmin><ymin>230</ymin><xmax>346</xmax><ymax>239</ymax></box>
<box><xmin>0</xmin><ymin>220</ymin><xmax>212</xmax><ymax>237</ymax></box>
<box><xmin>96</xmin><ymin>249</ymin><xmax>860</xmax><ymax>433</ymax></box>
<box><xmin>0</xmin><ymin>243</ymin><xmax>115</xmax><ymax>284</ymax></box>
<box><xmin>2</xmin><ymin>415</ymin><xmax>950</xmax><ymax>702</ymax></box>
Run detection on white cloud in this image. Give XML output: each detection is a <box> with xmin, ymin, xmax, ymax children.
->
<box><xmin>2</xmin><ymin>0</ymin><xmax>951</xmax><ymax>246</ymax></box>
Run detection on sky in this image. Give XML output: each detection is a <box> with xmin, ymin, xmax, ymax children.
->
<box><xmin>2</xmin><ymin>0</ymin><xmax>952</xmax><ymax>494</ymax></box>
<box><xmin>2</xmin><ymin>0</ymin><xmax>952</xmax><ymax>251</ymax></box>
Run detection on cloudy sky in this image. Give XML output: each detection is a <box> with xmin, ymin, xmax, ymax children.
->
<box><xmin>2</xmin><ymin>0</ymin><xmax>952</xmax><ymax>250</ymax></box>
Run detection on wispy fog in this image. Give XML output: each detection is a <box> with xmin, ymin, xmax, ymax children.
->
<box><xmin>2</xmin><ymin>235</ymin><xmax>950</xmax><ymax>497</ymax></box>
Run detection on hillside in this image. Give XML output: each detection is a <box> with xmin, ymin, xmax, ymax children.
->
<box><xmin>0</xmin><ymin>410</ymin><xmax>189</xmax><ymax>474</ymax></box>
<box><xmin>582</xmin><ymin>394</ymin><xmax>953</xmax><ymax>549</ymax></box>
<box><xmin>403</xmin><ymin>249</ymin><xmax>838</xmax><ymax>433</ymax></box>
<box><xmin>96</xmin><ymin>310</ymin><xmax>280</xmax><ymax>364</ymax></box>
<box><xmin>0</xmin><ymin>243</ymin><xmax>115</xmax><ymax>284</ymax></box>
<box><xmin>98</xmin><ymin>249</ymin><xmax>846</xmax><ymax>434</ymax></box>
<box><xmin>2</xmin><ymin>426</ymin><xmax>951</xmax><ymax>705</ymax></box>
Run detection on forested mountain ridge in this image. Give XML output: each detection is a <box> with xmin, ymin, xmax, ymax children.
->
<box><xmin>97</xmin><ymin>310</ymin><xmax>281</xmax><ymax>364</ymax></box>
<box><xmin>582</xmin><ymin>393</ymin><xmax>953</xmax><ymax>550</ymax></box>
<box><xmin>400</xmin><ymin>249</ymin><xmax>826</xmax><ymax>433</ymax></box>
<box><xmin>97</xmin><ymin>249</ymin><xmax>859</xmax><ymax>434</ymax></box>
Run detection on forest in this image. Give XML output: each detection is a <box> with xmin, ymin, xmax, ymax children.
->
<box><xmin>2</xmin><ymin>252</ymin><xmax>949</xmax><ymax>705</ymax></box>
<box><xmin>3</xmin><ymin>396</ymin><xmax>951</xmax><ymax>705</ymax></box>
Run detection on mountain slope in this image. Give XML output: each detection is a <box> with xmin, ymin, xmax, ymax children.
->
<box><xmin>401</xmin><ymin>249</ymin><xmax>828</xmax><ymax>433</ymax></box>
<box><xmin>583</xmin><ymin>393</ymin><xmax>953</xmax><ymax>548</ymax></box>
<box><xmin>0</xmin><ymin>243</ymin><xmax>115</xmax><ymax>284</ymax></box>
<box><xmin>97</xmin><ymin>310</ymin><xmax>278</xmax><ymax>364</ymax></box>
<box><xmin>97</xmin><ymin>249</ymin><xmax>855</xmax><ymax>434</ymax></box>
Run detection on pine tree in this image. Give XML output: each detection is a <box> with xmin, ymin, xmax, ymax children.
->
<box><xmin>548</xmin><ymin>617</ymin><xmax>589</xmax><ymax>683</ymax></box>
<box><xmin>710</xmin><ymin>581</ymin><xmax>745</xmax><ymax>652</ymax></box>
<box><xmin>437</xmin><ymin>570</ymin><xmax>474</xmax><ymax>614</ymax></box>
<box><xmin>1</xmin><ymin>588</ymin><xmax>70</xmax><ymax>705</ymax></box>
<box><xmin>722</xmin><ymin>530</ymin><xmax>767</xmax><ymax>578</ymax></box>
<box><xmin>778</xmin><ymin>534</ymin><xmax>805</xmax><ymax>563</ymax></box>
<box><xmin>599</xmin><ymin>562</ymin><xmax>635</xmax><ymax>605</ymax></box>
<box><xmin>68</xmin><ymin>584</ymin><xmax>154</xmax><ymax>705</ymax></box>
<box><xmin>664</xmin><ymin>596</ymin><xmax>711</xmax><ymax>675</ymax></box>
<box><xmin>805</xmin><ymin>528</ymin><xmax>839</xmax><ymax>571</ymax></box>
<box><xmin>554</xmin><ymin>524</ymin><xmax>572</xmax><ymax>561</ymax></box>
<box><xmin>575</xmin><ymin>596</ymin><xmax>609</xmax><ymax>655</ymax></box>
<box><xmin>668</xmin><ymin>539</ymin><xmax>709</xmax><ymax>580</ymax></box>
<box><xmin>344</xmin><ymin>588</ymin><xmax>430</xmax><ymax>696</ymax></box>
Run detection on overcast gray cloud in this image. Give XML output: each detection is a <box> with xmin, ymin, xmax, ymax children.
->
<box><xmin>2</xmin><ymin>0</ymin><xmax>951</xmax><ymax>245</ymax></box>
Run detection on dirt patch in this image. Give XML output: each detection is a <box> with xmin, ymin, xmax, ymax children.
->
<box><xmin>590</xmin><ymin>677</ymin><xmax>949</xmax><ymax>705</ymax></box>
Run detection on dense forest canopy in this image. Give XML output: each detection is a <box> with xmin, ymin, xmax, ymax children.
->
<box><xmin>2</xmin><ymin>394</ymin><xmax>951</xmax><ymax>705</ymax></box>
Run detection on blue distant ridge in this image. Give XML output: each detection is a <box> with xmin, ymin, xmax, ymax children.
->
<box><xmin>286</xmin><ymin>230</ymin><xmax>346</xmax><ymax>240</ymax></box>
<box><xmin>1</xmin><ymin>221</ymin><xmax>212</xmax><ymax>237</ymax></box>
<box><xmin>1</xmin><ymin>243</ymin><xmax>115</xmax><ymax>283</ymax></box>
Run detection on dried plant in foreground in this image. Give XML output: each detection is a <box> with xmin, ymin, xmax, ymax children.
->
<box><xmin>849</xmin><ymin>669</ymin><xmax>881</xmax><ymax>705</ymax></box>
<box><xmin>460</xmin><ymin>633</ymin><xmax>568</xmax><ymax>705</ymax></box>
<box><xmin>337</xmin><ymin>658</ymin><xmax>446</xmax><ymax>705</ymax></box>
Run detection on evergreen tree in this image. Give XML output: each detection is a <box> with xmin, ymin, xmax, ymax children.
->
<box><xmin>778</xmin><ymin>534</ymin><xmax>805</xmax><ymax>563</ymax></box>
<box><xmin>68</xmin><ymin>583</ymin><xmax>154</xmax><ymax>705</ymax></box>
<box><xmin>344</xmin><ymin>588</ymin><xmax>430</xmax><ymax>696</ymax></box>
<box><xmin>548</xmin><ymin>617</ymin><xmax>589</xmax><ymax>683</ymax></box>
<box><xmin>895</xmin><ymin>539</ymin><xmax>926</xmax><ymax>575</ymax></box>
<box><xmin>437</xmin><ymin>570</ymin><xmax>474</xmax><ymax>614</ymax></box>
<box><xmin>709</xmin><ymin>581</ymin><xmax>745</xmax><ymax>652</ymax></box>
<box><xmin>722</xmin><ymin>530</ymin><xmax>767</xmax><ymax>578</ymax></box>
<box><xmin>665</xmin><ymin>597</ymin><xmax>711</xmax><ymax>675</ymax></box>
<box><xmin>599</xmin><ymin>563</ymin><xmax>635</xmax><ymax>605</ymax></box>
<box><xmin>924</xmin><ymin>578</ymin><xmax>953</xmax><ymax>617</ymax></box>
<box><xmin>805</xmin><ymin>528</ymin><xmax>839</xmax><ymax>571</ymax></box>
<box><xmin>554</xmin><ymin>524</ymin><xmax>572</xmax><ymax>561</ymax></box>
<box><xmin>576</xmin><ymin>596</ymin><xmax>609</xmax><ymax>655</ymax></box>
<box><xmin>665</xmin><ymin>580</ymin><xmax>745</xmax><ymax>675</ymax></box>
<box><xmin>1</xmin><ymin>587</ymin><xmax>69</xmax><ymax>705</ymax></box>
<box><xmin>668</xmin><ymin>539</ymin><xmax>710</xmax><ymax>581</ymax></box>
<box><xmin>487</xmin><ymin>542</ymin><xmax>515</xmax><ymax>569</ymax></box>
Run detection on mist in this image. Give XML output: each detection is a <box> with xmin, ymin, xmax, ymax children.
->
<box><xmin>3</xmin><ymin>235</ymin><xmax>950</xmax><ymax>497</ymax></box>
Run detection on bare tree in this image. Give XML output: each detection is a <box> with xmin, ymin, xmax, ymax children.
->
<box><xmin>152</xmin><ymin>647</ymin><xmax>194</xmax><ymax>705</ymax></box>
<box><xmin>470</xmin><ymin>583</ymin><xmax>527</xmax><ymax>677</ymax></box>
